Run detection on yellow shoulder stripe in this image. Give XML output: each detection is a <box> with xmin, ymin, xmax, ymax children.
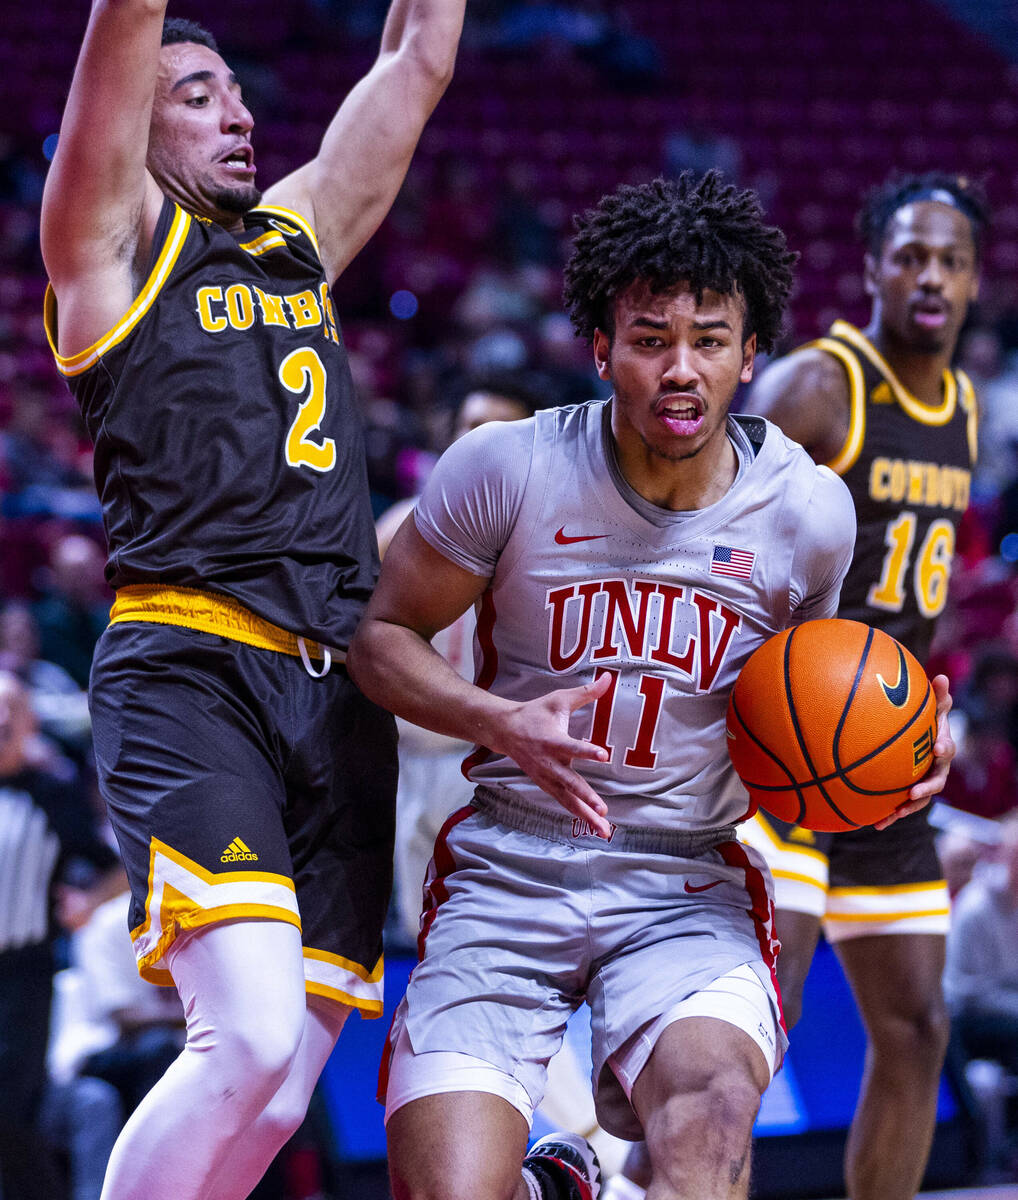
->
<box><xmin>45</xmin><ymin>206</ymin><xmax>191</xmax><ymax>378</ymax></box>
<box><xmin>831</xmin><ymin>320</ymin><xmax>956</xmax><ymax>425</ymax></box>
<box><xmin>239</xmin><ymin>230</ymin><xmax>288</xmax><ymax>257</ymax></box>
<box><xmin>250</xmin><ymin>203</ymin><xmax>321</xmax><ymax>260</ymax></box>
<box><xmin>794</xmin><ymin>336</ymin><xmax>867</xmax><ymax>476</ymax></box>
<box><xmin>955</xmin><ymin>368</ymin><xmax>979</xmax><ymax>466</ymax></box>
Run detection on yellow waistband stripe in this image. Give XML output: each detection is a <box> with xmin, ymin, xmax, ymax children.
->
<box><xmin>109</xmin><ymin>585</ymin><xmax>341</xmax><ymax>661</ymax></box>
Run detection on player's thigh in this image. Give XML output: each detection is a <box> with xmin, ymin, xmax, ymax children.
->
<box><xmin>387</xmin><ymin>1090</ymin><xmax>529</xmax><ymax>1200</ymax></box>
<box><xmin>90</xmin><ymin>624</ymin><xmax>299</xmax><ymax>976</ymax></box>
<box><xmin>835</xmin><ymin>932</ymin><xmax>947</xmax><ymax>1040</ymax></box>
<box><xmin>772</xmin><ymin>908</ymin><xmax>823</xmax><ymax>1027</ymax></box>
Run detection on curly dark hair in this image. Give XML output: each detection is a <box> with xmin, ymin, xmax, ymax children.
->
<box><xmin>562</xmin><ymin>170</ymin><xmax>797</xmax><ymax>354</ymax></box>
<box><xmin>856</xmin><ymin>171</ymin><xmax>990</xmax><ymax>260</ymax></box>
<box><xmin>162</xmin><ymin>17</ymin><xmax>219</xmax><ymax>52</ymax></box>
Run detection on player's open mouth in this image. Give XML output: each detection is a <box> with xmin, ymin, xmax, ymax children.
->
<box><xmin>912</xmin><ymin>301</ymin><xmax>948</xmax><ymax>329</ymax></box>
<box><xmin>656</xmin><ymin>397</ymin><xmax>704</xmax><ymax>436</ymax></box>
<box><xmin>219</xmin><ymin>146</ymin><xmax>255</xmax><ymax>175</ymax></box>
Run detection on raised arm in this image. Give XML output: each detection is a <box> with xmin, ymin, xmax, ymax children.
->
<box><xmin>263</xmin><ymin>0</ymin><xmax>466</xmax><ymax>283</ymax></box>
<box><xmin>743</xmin><ymin>347</ymin><xmax>853</xmax><ymax>467</ymax></box>
<box><xmin>41</xmin><ymin>0</ymin><xmax>166</xmax><ymax>354</ymax></box>
<box><xmin>347</xmin><ymin>519</ymin><xmax>613</xmax><ymax>836</ymax></box>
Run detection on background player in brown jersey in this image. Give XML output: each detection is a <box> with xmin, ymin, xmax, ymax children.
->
<box><xmin>735</xmin><ymin>173</ymin><xmax>989</xmax><ymax>1200</ymax></box>
<box><xmin>39</xmin><ymin>1</ymin><xmax>464</xmax><ymax>1197</ymax></box>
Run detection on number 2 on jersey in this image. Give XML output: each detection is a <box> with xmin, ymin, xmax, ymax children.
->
<box><xmin>279</xmin><ymin>347</ymin><xmax>337</xmax><ymax>472</ymax></box>
<box><xmin>867</xmin><ymin>512</ymin><xmax>955</xmax><ymax>618</ymax></box>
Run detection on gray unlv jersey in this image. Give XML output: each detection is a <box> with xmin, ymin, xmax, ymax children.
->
<box><xmin>415</xmin><ymin>400</ymin><xmax>856</xmax><ymax>830</ymax></box>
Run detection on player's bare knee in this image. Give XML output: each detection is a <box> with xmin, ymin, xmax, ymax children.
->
<box><xmin>646</xmin><ymin>1072</ymin><xmax>760</xmax><ymax>1181</ymax></box>
<box><xmin>868</xmin><ymin>994</ymin><xmax>950</xmax><ymax>1069</ymax></box>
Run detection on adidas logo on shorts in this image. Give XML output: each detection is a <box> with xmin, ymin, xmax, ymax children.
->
<box><xmin>220</xmin><ymin>837</ymin><xmax>259</xmax><ymax>863</ymax></box>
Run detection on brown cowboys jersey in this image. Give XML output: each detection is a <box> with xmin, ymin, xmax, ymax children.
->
<box><xmin>45</xmin><ymin>198</ymin><xmax>378</xmax><ymax>649</ymax></box>
<box><xmin>809</xmin><ymin>319</ymin><xmax>977</xmax><ymax>663</ymax></box>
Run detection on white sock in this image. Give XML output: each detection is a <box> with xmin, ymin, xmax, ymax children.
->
<box><xmin>521</xmin><ymin>1167</ymin><xmax>543</xmax><ymax>1200</ymax></box>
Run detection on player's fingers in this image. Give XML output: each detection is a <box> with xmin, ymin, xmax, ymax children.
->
<box><xmin>930</xmin><ymin>673</ymin><xmax>953</xmax><ymax>717</ymax></box>
<box><xmin>563</xmin><ymin>672</ymin><xmax>613</xmax><ymax>712</ymax></box>
<box><xmin>554</xmin><ymin>785</ymin><xmax>613</xmax><ymax>838</ymax></box>
<box><xmin>564</xmin><ymin>736</ymin><xmax>610</xmax><ymax>764</ymax></box>
<box><xmin>875</xmin><ymin>793</ymin><xmax>932</xmax><ymax>830</ymax></box>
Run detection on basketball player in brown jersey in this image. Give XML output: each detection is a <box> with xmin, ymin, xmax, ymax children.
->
<box><xmin>40</xmin><ymin>2</ymin><xmax>464</xmax><ymax>1198</ymax></box>
<box><xmin>735</xmin><ymin>173</ymin><xmax>988</xmax><ymax>1200</ymax></box>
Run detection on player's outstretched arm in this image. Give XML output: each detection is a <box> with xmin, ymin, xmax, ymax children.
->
<box><xmin>41</xmin><ymin>0</ymin><xmax>166</xmax><ymax>351</ymax></box>
<box><xmin>876</xmin><ymin>674</ymin><xmax>955</xmax><ymax>829</ymax></box>
<box><xmin>743</xmin><ymin>347</ymin><xmax>852</xmax><ymax>467</ymax></box>
<box><xmin>348</xmin><ymin>517</ymin><xmax>613</xmax><ymax>837</ymax></box>
<box><xmin>264</xmin><ymin>0</ymin><xmax>466</xmax><ymax>284</ymax></box>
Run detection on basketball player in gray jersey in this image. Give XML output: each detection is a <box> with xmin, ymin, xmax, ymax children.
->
<box><xmin>349</xmin><ymin>172</ymin><xmax>955</xmax><ymax>1200</ymax></box>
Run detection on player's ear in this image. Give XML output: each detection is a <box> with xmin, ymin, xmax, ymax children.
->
<box><xmin>863</xmin><ymin>252</ymin><xmax>880</xmax><ymax>299</ymax></box>
<box><xmin>592</xmin><ymin>329</ymin><xmax>612</xmax><ymax>381</ymax></box>
<box><xmin>740</xmin><ymin>332</ymin><xmax>757</xmax><ymax>383</ymax></box>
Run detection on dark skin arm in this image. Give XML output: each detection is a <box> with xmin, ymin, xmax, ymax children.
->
<box><xmin>743</xmin><ymin>346</ymin><xmax>852</xmax><ymax>467</ymax></box>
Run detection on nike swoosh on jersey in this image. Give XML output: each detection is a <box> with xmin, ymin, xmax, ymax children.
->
<box><xmin>554</xmin><ymin>526</ymin><xmax>609</xmax><ymax>545</ymax></box>
<box><xmin>684</xmin><ymin>879</ymin><xmax>723</xmax><ymax>893</ymax></box>
<box><xmin>877</xmin><ymin>644</ymin><xmax>910</xmax><ymax>708</ymax></box>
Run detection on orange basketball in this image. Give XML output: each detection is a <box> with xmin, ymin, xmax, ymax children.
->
<box><xmin>726</xmin><ymin>619</ymin><xmax>938</xmax><ymax>832</ymax></box>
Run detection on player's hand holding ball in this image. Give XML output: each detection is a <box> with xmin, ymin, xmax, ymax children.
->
<box><xmin>726</xmin><ymin>619</ymin><xmax>954</xmax><ymax>831</ymax></box>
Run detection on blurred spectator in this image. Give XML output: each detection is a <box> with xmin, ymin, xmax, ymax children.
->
<box><xmin>944</xmin><ymin>813</ymin><xmax>1018</xmax><ymax>1173</ymax></box>
<box><xmin>937</xmin><ymin>828</ymin><xmax>985</xmax><ymax>900</ymax></box>
<box><xmin>33</xmin><ymin>533</ymin><xmax>111</xmax><ymax>691</ymax></box>
<box><xmin>68</xmin><ymin>890</ymin><xmax>185</xmax><ymax>1118</ymax></box>
<box><xmin>0</xmin><ymin>672</ymin><xmax>122</xmax><ymax>1200</ymax></box>
<box><xmin>941</xmin><ymin>711</ymin><xmax>1018</xmax><ymax>821</ymax></box>
<box><xmin>957</xmin><ymin>644</ymin><xmax>1018</xmax><ymax>759</ymax></box>
<box><xmin>945</xmin><ymin>813</ymin><xmax>1018</xmax><ymax>1066</ymax></box>
<box><xmin>960</xmin><ymin>325</ymin><xmax>1018</xmax><ymax>497</ymax></box>
<box><xmin>0</xmin><ymin>601</ymin><xmax>91</xmax><ymax>755</ymax></box>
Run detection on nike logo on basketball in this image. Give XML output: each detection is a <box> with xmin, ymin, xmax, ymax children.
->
<box><xmin>684</xmin><ymin>879</ymin><xmax>723</xmax><ymax>893</ymax></box>
<box><xmin>554</xmin><ymin>526</ymin><xmax>609</xmax><ymax>545</ymax></box>
<box><xmin>877</xmin><ymin>645</ymin><xmax>910</xmax><ymax>708</ymax></box>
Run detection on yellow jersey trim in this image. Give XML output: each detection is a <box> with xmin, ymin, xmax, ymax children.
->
<box><xmin>44</xmin><ymin>206</ymin><xmax>192</xmax><ymax>377</ymax></box>
<box><xmin>750</xmin><ymin>813</ymin><xmax>830</xmax><ymax>865</ymax></box>
<box><xmin>304</xmin><ymin>946</ymin><xmax>384</xmax><ymax>984</ymax></box>
<box><xmin>956</xmin><ymin>368</ymin><xmax>979</xmax><ymax>466</ymax></box>
<box><xmin>771</xmin><ymin>868</ymin><xmax>827</xmax><ymax>890</ymax></box>
<box><xmin>131</xmin><ymin>837</ymin><xmax>300</xmax><ymax>984</ymax></box>
<box><xmin>798</xmin><ymin>337</ymin><xmax>868</xmax><ymax>476</ymax></box>
<box><xmin>251</xmin><ymin>204</ymin><xmax>321</xmax><ymax>259</ymax></box>
<box><xmin>239</xmin><ymin>230</ymin><xmax>288</xmax><ymax>257</ymax></box>
<box><xmin>306</xmin><ymin>980</ymin><xmax>384</xmax><ymax>1016</ymax></box>
<box><xmin>831</xmin><ymin>320</ymin><xmax>957</xmax><ymax>425</ymax></box>
<box><xmin>827</xmin><ymin>880</ymin><xmax>947</xmax><ymax>898</ymax></box>
<box><xmin>110</xmin><ymin>585</ymin><xmax>341</xmax><ymax>662</ymax></box>
<box><xmin>824</xmin><ymin>907</ymin><xmax>950</xmax><ymax>923</ymax></box>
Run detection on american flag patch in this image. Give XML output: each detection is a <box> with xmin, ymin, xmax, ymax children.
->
<box><xmin>711</xmin><ymin>545</ymin><xmax>755</xmax><ymax>580</ymax></box>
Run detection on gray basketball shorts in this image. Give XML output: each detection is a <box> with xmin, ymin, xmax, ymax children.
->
<box><xmin>380</xmin><ymin>788</ymin><xmax>786</xmax><ymax>1139</ymax></box>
